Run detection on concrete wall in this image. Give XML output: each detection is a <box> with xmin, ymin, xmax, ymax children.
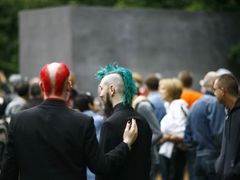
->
<box><xmin>19</xmin><ymin>6</ymin><xmax>240</xmax><ymax>94</ymax></box>
<box><xmin>19</xmin><ymin>7</ymin><xmax>73</xmax><ymax>78</ymax></box>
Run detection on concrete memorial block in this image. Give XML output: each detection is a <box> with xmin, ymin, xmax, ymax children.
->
<box><xmin>19</xmin><ymin>6</ymin><xmax>240</xmax><ymax>93</ymax></box>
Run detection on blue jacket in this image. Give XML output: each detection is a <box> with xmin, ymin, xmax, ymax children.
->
<box><xmin>148</xmin><ymin>92</ymin><xmax>166</xmax><ymax>123</ymax></box>
<box><xmin>184</xmin><ymin>93</ymin><xmax>225</xmax><ymax>157</ymax></box>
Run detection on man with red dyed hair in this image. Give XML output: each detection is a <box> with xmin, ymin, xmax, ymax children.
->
<box><xmin>0</xmin><ymin>62</ymin><xmax>138</xmax><ymax>180</ymax></box>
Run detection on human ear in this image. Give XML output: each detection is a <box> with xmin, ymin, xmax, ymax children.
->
<box><xmin>66</xmin><ymin>80</ymin><xmax>73</xmax><ymax>92</ymax></box>
<box><xmin>39</xmin><ymin>81</ymin><xmax>44</xmax><ymax>91</ymax></box>
<box><xmin>109</xmin><ymin>85</ymin><xmax>115</xmax><ymax>97</ymax></box>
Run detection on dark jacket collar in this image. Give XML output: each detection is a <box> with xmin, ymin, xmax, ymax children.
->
<box><xmin>113</xmin><ymin>102</ymin><xmax>133</xmax><ymax>113</ymax></box>
<box><xmin>229</xmin><ymin>96</ymin><xmax>240</xmax><ymax>114</ymax></box>
<box><xmin>41</xmin><ymin>98</ymin><xmax>67</xmax><ymax>107</ymax></box>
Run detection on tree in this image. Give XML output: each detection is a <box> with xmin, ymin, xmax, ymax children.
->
<box><xmin>228</xmin><ymin>43</ymin><xmax>240</xmax><ymax>79</ymax></box>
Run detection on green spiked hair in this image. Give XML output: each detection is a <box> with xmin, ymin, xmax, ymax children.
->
<box><xmin>96</xmin><ymin>64</ymin><xmax>137</xmax><ymax>106</ymax></box>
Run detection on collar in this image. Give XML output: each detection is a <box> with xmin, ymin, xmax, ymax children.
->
<box><xmin>228</xmin><ymin>96</ymin><xmax>240</xmax><ymax>114</ymax></box>
<box><xmin>205</xmin><ymin>91</ymin><xmax>214</xmax><ymax>96</ymax></box>
<box><xmin>113</xmin><ymin>102</ymin><xmax>132</xmax><ymax>113</ymax></box>
<box><xmin>41</xmin><ymin>98</ymin><xmax>67</xmax><ymax>107</ymax></box>
<box><xmin>148</xmin><ymin>91</ymin><xmax>159</xmax><ymax>95</ymax></box>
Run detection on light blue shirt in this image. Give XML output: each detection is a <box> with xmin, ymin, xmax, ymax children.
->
<box><xmin>84</xmin><ymin>110</ymin><xmax>104</xmax><ymax>180</ymax></box>
<box><xmin>148</xmin><ymin>91</ymin><xmax>166</xmax><ymax>123</ymax></box>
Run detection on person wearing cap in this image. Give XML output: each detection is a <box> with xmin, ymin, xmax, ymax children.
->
<box><xmin>199</xmin><ymin>72</ymin><xmax>220</xmax><ymax>94</ymax></box>
<box><xmin>184</xmin><ymin>71</ymin><xmax>226</xmax><ymax>180</ymax></box>
<box><xmin>0</xmin><ymin>62</ymin><xmax>138</xmax><ymax>180</ymax></box>
<box><xmin>214</xmin><ymin>74</ymin><xmax>240</xmax><ymax>180</ymax></box>
<box><xmin>216</xmin><ymin>68</ymin><xmax>232</xmax><ymax>76</ymax></box>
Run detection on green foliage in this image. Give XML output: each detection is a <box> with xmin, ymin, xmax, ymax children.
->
<box><xmin>185</xmin><ymin>0</ymin><xmax>240</xmax><ymax>12</ymax></box>
<box><xmin>0</xmin><ymin>0</ymin><xmax>240</xmax><ymax>77</ymax></box>
<box><xmin>185</xmin><ymin>1</ymin><xmax>206</xmax><ymax>11</ymax></box>
<box><xmin>0</xmin><ymin>0</ymin><xmax>65</xmax><ymax>76</ymax></box>
<box><xmin>228</xmin><ymin>44</ymin><xmax>240</xmax><ymax>79</ymax></box>
<box><xmin>0</xmin><ymin>1</ymin><xmax>18</xmax><ymax>76</ymax></box>
<box><xmin>115</xmin><ymin>0</ymin><xmax>185</xmax><ymax>8</ymax></box>
<box><xmin>114</xmin><ymin>0</ymin><xmax>240</xmax><ymax>10</ymax></box>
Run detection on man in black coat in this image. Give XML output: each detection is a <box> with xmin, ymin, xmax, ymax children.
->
<box><xmin>96</xmin><ymin>64</ymin><xmax>152</xmax><ymax>180</ymax></box>
<box><xmin>214</xmin><ymin>74</ymin><xmax>240</xmax><ymax>180</ymax></box>
<box><xmin>0</xmin><ymin>62</ymin><xmax>138</xmax><ymax>180</ymax></box>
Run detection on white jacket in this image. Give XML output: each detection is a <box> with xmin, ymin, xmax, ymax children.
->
<box><xmin>159</xmin><ymin>99</ymin><xmax>188</xmax><ymax>158</ymax></box>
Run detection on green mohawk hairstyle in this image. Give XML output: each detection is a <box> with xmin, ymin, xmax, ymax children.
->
<box><xmin>96</xmin><ymin>64</ymin><xmax>137</xmax><ymax>106</ymax></box>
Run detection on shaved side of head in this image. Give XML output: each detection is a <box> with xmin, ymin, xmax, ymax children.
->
<box><xmin>102</xmin><ymin>73</ymin><xmax>124</xmax><ymax>95</ymax></box>
<box><xmin>96</xmin><ymin>64</ymin><xmax>136</xmax><ymax>105</ymax></box>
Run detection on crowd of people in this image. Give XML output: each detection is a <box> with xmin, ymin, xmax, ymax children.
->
<box><xmin>0</xmin><ymin>63</ymin><xmax>239</xmax><ymax>180</ymax></box>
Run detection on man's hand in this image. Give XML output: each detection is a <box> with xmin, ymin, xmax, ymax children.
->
<box><xmin>159</xmin><ymin>134</ymin><xmax>183</xmax><ymax>144</ymax></box>
<box><xmin>123</xmin><ymin>119</ymin><xmax>138</xmax><ymax>148</ymax></box>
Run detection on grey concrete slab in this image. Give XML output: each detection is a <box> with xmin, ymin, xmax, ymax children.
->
<box><xmin>19</xmin><ymin>6</ymin><xmax>240</xmax><ymax>94</ymax></box>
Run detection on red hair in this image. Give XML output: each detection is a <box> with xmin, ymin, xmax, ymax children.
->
<box><xmin>40</xmin><ymin>62</ymin><xmax>70</xmax><ymax>96</ymax></box>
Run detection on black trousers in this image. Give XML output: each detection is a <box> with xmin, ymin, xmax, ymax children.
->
<box><xmin>159</xmin><ymin>147</ymin><xmax>186</xmax><ymax>180</ymax></box>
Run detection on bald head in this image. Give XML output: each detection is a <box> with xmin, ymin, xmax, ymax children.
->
<box><xmin>40</xmin><ymin>62</ymin><xmax>70</xmax><ymax>97</ymax></box>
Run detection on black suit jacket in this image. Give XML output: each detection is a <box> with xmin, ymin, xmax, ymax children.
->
<box><xmin>0</xmin><ymin>99</ymin><xmax>129</xmax><ymax>180</ymax></box>
<box><xmin>96</xmin><ymin>103</ymin><xmax>152</xmax><ymax>180</ymax></box>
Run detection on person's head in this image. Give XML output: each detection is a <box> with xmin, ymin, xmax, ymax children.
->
<box><xmin>213</xmin><ymin>74</ymin><xmax>239</xmax><ymax>106</ymax></box>
<box><xmin>132</xmin><ymin>72</ymin><xmax>143</xmax><ymax>87</ymax></box>
<box><xmin>74</xmin><ymin>93</ymin><xmax>94</xmax><ymax>112</ymax></box>
<box><xmin>39</xmin><ymin>62</ymin><xmax>71</xmax><ymax>99</ymax></box>
<box><xmin>178</xmin><ymin>71</ymin><xmax>193</xmax><ymax>88</ymax></box>
<box><xmin>216</xmin><ymin>68</ymin><xmax>232</xmax><ymax>75</ymax></box>
<box><xmin>96</xmin><ymin>64</ymin><xmax>136</xmax><ymax>115</ymax></box>
<box><xmin>9</xmin><ymin>74</ymin><xmax>24</xmax><ymax>87</ymax></box>
<box><xmin>159</xmin><ymin>78</ymin><xmax>183</xmax><ymax>102</ymax></box>
<box><xmin>29</xmin><ymin>82</ymin><xmax>43</xmax><ymax>99</ymax></box>
<box><xmin>132</xmin><ymin>72</ymin><xmax>143</xmax><ymax>95</ymax></box>
<box><xmin>199</xmin><ymin>71</ymin><xmax>219</xmax><ymax>93</ymax></box>
<box><xmin>144</xmin><ymin>74</ymin><xmax>160</xmax><ymax>91</ymax></box>
<box><xmin>9</xmin><ymin>74</ymin><xmax>27</xmax><ymax>94</ymax></box>
<box><xmin>15</xmin><ymin>81</ymin><xmax>29</xmax><ymax>98</ymax></box>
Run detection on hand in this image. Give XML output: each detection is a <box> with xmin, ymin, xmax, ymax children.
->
<box><xmin>168</xmin><ymin>135</ymin><xmax>183</xmax><ymax>143</ymax></box>
<box><xmin>123</xmin><ymin>119</ymin><xmax>138</xmax><ymax>147</ymax></box>
<box><xmin>159</xmin><ymin>134</ymin><xmax>170</xmax><ymax>144</ymax></box>
<box><xmin>159</xmin><ymin>137</ymin><xmax>166</xmax><ymax>144</ymax></box>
